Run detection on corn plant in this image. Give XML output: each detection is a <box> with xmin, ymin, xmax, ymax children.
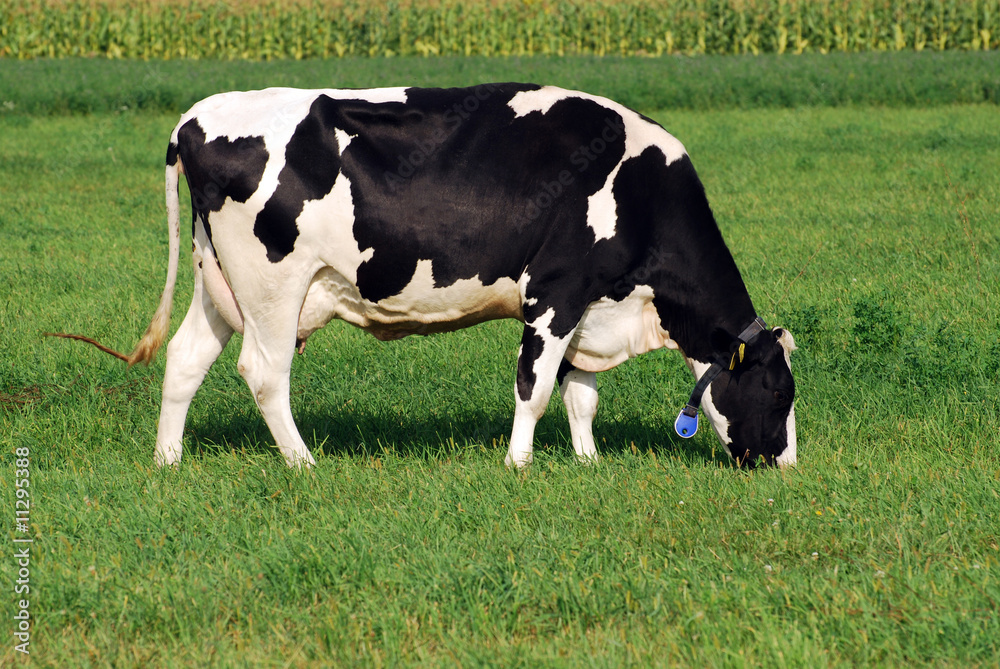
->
<box><xmin>1</xmin><ymin>0</ymin><xmax>998</xmax><ymax>59</ymax></box>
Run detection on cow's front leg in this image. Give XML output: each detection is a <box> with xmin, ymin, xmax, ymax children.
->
<box><xmin>557</xmin><ymin>360</ymin><xmax>599</xmax><ymax>464</ymax></box>
<box><xmin>505</xmin><ymin>309</ymin><xmax>575</xmax><ymax>468</ymax></box>
<box><xmin>237</xmin><ymin>312</ymin><xmax>317</xmax><ymax>470</ymax></box>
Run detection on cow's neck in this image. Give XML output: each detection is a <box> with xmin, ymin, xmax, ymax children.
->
<box><xmin>649</xmin><ymin>222</ymin><xmax>759</xmax><ymax>364</ymax></box>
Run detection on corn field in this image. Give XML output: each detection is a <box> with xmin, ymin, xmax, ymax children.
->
<box><xmin>2</xmin><ymin>0</ymin><xmax>998</xmax><ymax>59</ymax></box>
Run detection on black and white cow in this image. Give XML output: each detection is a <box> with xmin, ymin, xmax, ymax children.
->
<box><xmin>122</xmin><ymin>83</ymin><xmax>796</xmax><ymax>469</ymax></box>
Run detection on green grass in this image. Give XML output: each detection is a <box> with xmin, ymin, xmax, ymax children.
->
<box><xmin>1</xmin><ymin>57</ymin><xmax>999</xmax><ymax>666</ymax></box>
<box><xmin>3</xmin><ymin>52</ymin><xmax>1000</xmax><ymax>116</ymax></box>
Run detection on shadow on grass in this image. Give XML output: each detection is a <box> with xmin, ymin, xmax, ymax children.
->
<box><xmin>184</xmin><ymin>405</ymin><xmax>725</xmax><ymax>468</ymax></box>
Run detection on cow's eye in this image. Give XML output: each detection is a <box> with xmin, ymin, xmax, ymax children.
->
<box><xmin>774</xmin><ymin>390</ymin><xmax>790</xmax><ymax>405</ymax></box>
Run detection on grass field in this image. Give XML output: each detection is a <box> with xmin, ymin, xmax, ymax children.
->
<box><xmin>3</xmin><ymin>52</ymin><xmax>1000</xmax><ymax>115</ymax></box>
<box><xmin>1</xmin><ymin>55</ymin><xmax>999</xmax><ymax>666</ymax></box>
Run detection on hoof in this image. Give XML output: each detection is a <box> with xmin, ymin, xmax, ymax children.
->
<box><xmin>504</xmin><ymin>451</ymin><xmax>533</xmax><ymax>469</ymax></box>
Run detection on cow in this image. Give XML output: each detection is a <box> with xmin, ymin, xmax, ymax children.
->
<box><xmin>72</xmin><ymin>83</ymin><xmax>798</xmax><ymax>469</ymax></box>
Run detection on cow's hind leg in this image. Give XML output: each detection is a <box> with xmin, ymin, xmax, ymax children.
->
<box><xmin>236</xmin><ymin>301</ymin><xmax>317</xmax><ymax>469</ymax></box>
<box><xmin>505</xmin><ymin>309</ymin><xmax>576</xmax><ymax>468</ymax></box>
<box><xmin>156</xmin><ymin>249</ymin><xmax>235</xmax><ymax>467</ymax></box>
<box><xmin>557</xmin><ymin>360</ymin><xmax>599</xmax><ymax>464</ymax></box>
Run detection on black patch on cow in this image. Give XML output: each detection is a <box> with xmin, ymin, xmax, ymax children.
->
<box><xmin>598</xmin><ymin>149</ymin><xmax>758</xmax><ymax>362</ymax></box>
<box><xmin>323</xmin><ymin>85</ymin><xmax>629</xmax><ymax>328</ymax></box>
<box><xmin>516</xmin><ymin>326</ymin><xmax>547</xmax><ymax>402</ymax></box>
<box><xmin>254</xmin><ymin>96</ymin><xmax>343</xmax><ymax>262</ymax></box>
<box><xmin>176</xmin><ymin>118</ymin><xmax>268</xmax><ymax>243</ymax></box>
<box><xmin>166</xmin><ymin>141</ymin><xmax>178</xmax><ymax>167</ymax></box>
<box><xmin>177</xmin><ymin>119</ymin><xmax>268</xmax><ymax>215</ymax></box>
<box><xmin>556</xmin><ymin>358</ymin><xmax>576</xmax><ymax>388</ymax></box>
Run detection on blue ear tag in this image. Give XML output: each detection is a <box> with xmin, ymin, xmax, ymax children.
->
<box><xmin>674</xmin><ymin>405</ymin><xmax>699</xmax><ymax>438</ymax></box>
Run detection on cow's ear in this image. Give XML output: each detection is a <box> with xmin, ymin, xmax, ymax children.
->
<box><xmin>773</xmin><ymin>327</ymin><xmax>797</xmax><ymax>353</ymax></box>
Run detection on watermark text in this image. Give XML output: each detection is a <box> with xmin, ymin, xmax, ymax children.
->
<box><xmin>13</xmin><ymin>445</ymin><xmax>31</xmax><ymax>655</ymax></box>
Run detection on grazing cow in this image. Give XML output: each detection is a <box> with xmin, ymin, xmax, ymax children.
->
<box><xmin>108</xmin><ymin>83</ymin><xmax>799</xmax><ymax>469</ymax></box>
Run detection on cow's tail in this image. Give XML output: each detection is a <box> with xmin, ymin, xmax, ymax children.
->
<box><xmin>126</xmin><ymin>149</ymin><xmax>183</xmax><ymax>366</ymax></box>
<box><xmin>48</xmin><ymin>148</ymin><xmax>183</xmax><ymax>365</ymax></box>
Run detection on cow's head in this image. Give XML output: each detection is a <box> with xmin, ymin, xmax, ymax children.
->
<box><xmin>680</xmin><ymin>326</ymin><xmax>797</xmax><ymax>469</ymax></box>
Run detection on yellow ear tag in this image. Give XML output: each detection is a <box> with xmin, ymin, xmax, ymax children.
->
<box><xmin>729</xmin><ymin>343</ymin><xmax>745</xmax><ymax>371</ymax></box>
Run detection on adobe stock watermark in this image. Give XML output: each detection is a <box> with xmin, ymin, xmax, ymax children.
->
<box><xmin>12</xmin><ymin>445</ymin><xmax>31</xmax><ymax>656</ymax></box>
<box><xmin>383</xmin><ymin>83</ymin><xmax>503</xmax><ymax>193</ymax></box>
<box><xmin>612</xmin><ymin>244</ymin><xmax>675</xmax><ymax>298</ymax></box>
<box><xmin>517</xmin><ymin>115</ymin><xmax>625</xmax><ymax>226</ymax></box>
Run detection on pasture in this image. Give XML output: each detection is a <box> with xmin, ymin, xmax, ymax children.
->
<box><xmin>1</xmin><ymin>55</ymin><xmax>999</xmax><ymax>666</ymax></box>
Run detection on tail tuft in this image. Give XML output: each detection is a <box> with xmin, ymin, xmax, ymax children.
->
<box><xmin>45</xmin><ymin>286</ymin><xmax>172</xmax><ymax>367</ymax></box>
<box><xmin>125</xmin><ymin>286</ymin><xmax>174</xmax><ymax>366</ymax></box>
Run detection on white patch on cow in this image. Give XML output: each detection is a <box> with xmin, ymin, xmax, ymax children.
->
<box><xmin>518</xmin><ymin>271</ymin><xmax>538</xmax><ymax>307</ymax></box>
<box><xmin>176</xmin><ymin>88</ymin><xmax>317</xmax><ymax>148</ymax></box>
<box><xmin>559</xmin><ymin>368</ymin><xmax>599</xmax><ymax>463</ymax></box>
<box><xmin>298</xmin><ymin>172</ymin><xmax>371</xmax><ymax>278</ymax></box>
<box><xmin>775</xmin><ymin>327</ymin><xmax>798</xmax><ymax>468</ymax></box>
<box><xmin>174</xmin><ymin>94</ymin><xmax>296</xmax><ymax>237</ymax></box>
<box><xmin>776</xmin><ymin>328</ymin><xmax>797</xmax><ymax>364</ymax></box>
<box><xmin>686</xmin><ymin>358</ymin><xmax>734</xmax><ymax>456</ymax></box>
<box><xmin>334</xmin><ymin>128</ymin><xmax>356</xmax><ymax>154</ymax></box>
<box><xmin>585</xmin><ymin>175</ymin><xmax>620</xmax><ymax>242</ymax></box>
<box><xmin>565</xmin><ymin>285</ymin><xmax>677</xmax><ymax>372</ymax></box>
<box><xmin>297</xmin><ymin>259</ymin><xmax>522</xmax><ymax>344</ymax></box>
<box><xmin>777</xmin><ymin>404</ymin><xmax>797</xmax><ymax>468</ymax></box>
<box><xmin>366</xmin><ymin>260</ymin><xmax>521</xmax><ymax>331</ymax></box>
<box><xmin>202</xmin><ymin>201</ymin><xmax>271</xmax><ymax>285</ymax></box>
<box><xmin>507</xmin><ymin>87</ymin><xmax>570</xmax><ymax>118</ymax></box>
<box><xmin>326</xmin><ymin>87</ymin><xmax>410</xmax><ymax>105</ymax></box>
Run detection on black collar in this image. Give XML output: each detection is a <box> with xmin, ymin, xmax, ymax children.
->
<box><xmin>674</xmin><ymin>317</ymin><xmax>769</xmax><ymax>438</ymax></box>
